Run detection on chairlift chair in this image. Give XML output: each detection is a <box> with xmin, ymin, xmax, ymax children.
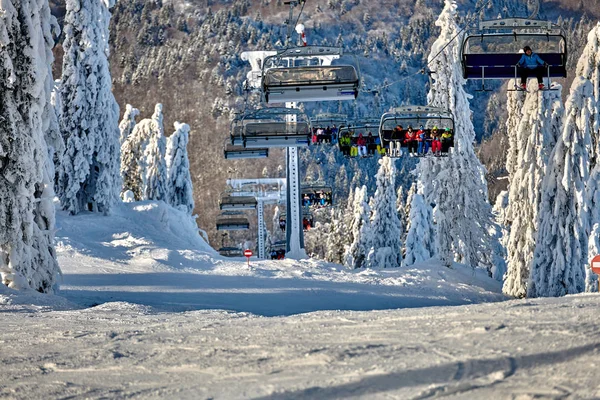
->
<box><xmin>218</xmin><ymin>247</ymin><xmax>244</xmax><ymax>257</ymax></box>
<box><xmin>239</xmin><ymin>107</ymin><xmax>312</xmax><ymax>148</ymax></box>
<box><xmin>216</xmin><ymin>212</ymin><xmax>250</xmax><ymax>231</ymax></box>
<box><xmin>261</xmin><ymin>46</ymin><xmax>360</xmax><ymax>104</ymax></box>
<box><xmin>337</xmin><ymin>118</ymin><xmax>380</xmax><ymax>157</ymax></box>
<box><xmin>301</xmin><ymin>183</ymin><xmax>333</xmax><ymax>208</ymax></box>
<box><xmin>269</xmin><ymin>240</ymin><xmax>287</xmax><ymax>259</ymax></box>
<box><xmin>310</xmin><ymin>113</ymin><xmax>348</xmax><ymax>128</ymax></box>
<box><xmin>219</xmin><ymin>192</ymin><xmax>258</xmax><ymax>210</ymax></box>
<box><xmin>223</xmin><ymin>141</ymin><xmax>269</xmax><ymax>159</ymax></box>
<box><xmin>460</xmin><ymin>18</ymin><xmax>567</xmax><ymax>91</ymax></box>
<box><xmin>271</xmin><ymin>240</ymin><xmax>287</xmax><ymax>251</ymax></box>
<box><xmin>279</xmin><ymin>210</ymin><xmax>314</xmax><ymax>231</ymax></box>
<box><xmin>310</xmin><ymin>113</ymin><xmax>347</xmax><ymax>144</ymax></box>
<box><xmin>379</xmin><ymin>106</ymin><xmax>455</xmax><ymax>158</ymax></box>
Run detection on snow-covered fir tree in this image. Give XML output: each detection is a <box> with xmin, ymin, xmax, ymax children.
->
<box><xmin>396</xmin><ymin>185</ymin><xmax>407</xmax><ymax>229</ymax></box>
<box><xmin>342</xmin><ymin>184</ymin><xmax>356</xmax><ymax>245</ymax></box>
<box><xmin>0</xmin><ymin>0</ymin><xmax>60</xmax><ymax>292</ymax></box>
<box><xmin>404</xmin><ymin>193</ymin><xmax>435</xmax><ymax>267</ymax></box>
<box><xmin>44</xmin><ymin>79</ymin><xmax>64</xmax><ymax>188</ymax></box>
<box><xmin>344</xmin><ymin>186</ymin><xmax>371</xmax><ymax>269</ymax></box>
<box><xmin>119</xmin><ymin>104</ymin><xmax>140</xmax><ymax>145</ymax></box>
<box><xmin>579</xmin><ymin>23</ymin><xmax>600</xmax><ymax>292</ymax></box>
<box><xmin>305</xmin><ymin>221</ymin><xmax>329</xmax><ymax>259</ymax></box>
<box><xmin>121</xmin><ymin>103</ymin><xmax>163</xmax><ymax>200</ymax></box>
<box><xmin>503</xmin><ymin>88</ymin><xmax>564</xmax><ymax>297</ymax></box>
<box><xmin>418</xmin><ymin>0</ymin><xmax>500</xmax><ymax>272</ymax></box>
<box><xmin>166</xmin><ymin>122</ymin><xmax>194</xmax><ymax>213</ymax></box>
<box><xmin>58</xmin><ymin>0</ymin><xmax>120</xmax><ymax>215</ymax></box>
<box><xmin>325</xmin><ymin>208</ymin><xmax>346</xmax><ymax>264</ymax></box>
<box><xmin>143</xmin><ymin>104</ymin><xmax>169</xmax><ymax>201</ymax></box>
<box><xmin>529</xmin><ymin>77</ymin><xmax>593</xmax><ymax>297</ymax></box>
<box><xmin>396</xmin><ymin>185</ymin><xmax>408</xmax><ymax>257</ymax></box>
<box><xmin>366</xmin><ymin>158</ymin><xmax>402</xmax><ymax>269</ymax></box>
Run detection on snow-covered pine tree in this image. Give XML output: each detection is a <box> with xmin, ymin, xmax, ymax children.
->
<box><xmin>529</xmin><ymin>77</ymin><xmax>593</xmax><ymax>297</ymax></box>
<box><xmin>344</xmin><ymin>186</ymin><xmax>371</xmax><ymax>269</ymax></box>
<box><xmin>579</xmin><ymin>23</ymin><xmax>600</xmax><ymax>292</ymax></box>
<box><xmin>143</xmin><ymin>104</ymin><xmax>169</xmax><ymax>201</ymax></box>
<box><xmin>396</xmin><ymin>185</ymin><xmax>407</xmax><ymax>229</ymax></box>
<box><xmin>44</xmin><ymin>80</ymin><xmax>64</xmax><ymax>189</ymax></box>
<box><xmin>121</xmin><ymin>103</ymin><xmax>163</xmax><ymax>200</ymax></box>
<box><xmin>325</xmin><ymin>207</ymin><xmax>346</xmax><ymax>264</ymax></box>
<box><xmin>404</xmin><ymin>193</ymin><xmax>435</xmax><ymax>267</ymax></box>
<box><xmin>419</xmin><ymin>0</ymin><xmax>500</xmax><ymax>272</ymax></box>
<box><xmin>366</xmin><ymin>158</ymin><xmax>402</xmax><ymax>268</ymax></box>
<box><xmin>576</xmin><ymin>22</ymin><xmax>600</xmax><ymax>165</ymax></box>
<box><xmin>503</xmin><ymin>88</ymin><xmax>564</xmax><ymax>297</ymax></box>
<box><xmin>404</xmin><ymin>182</ymin><xmax>417</xmax><ymax>229</ymax></box>
<box><xmin>396</xmin><ymin>185</ymin><xmax>408</xmax><ymax>258</ymax></box>
<box><xmin>58</xmin><ymin>0</ymin><xmax>120</xmax><ymax>215</ymax></box>
<box><xmin>119</xmin><ymin>104</ymin><xmax>140</xmax><ymax>145</ymax></box>
<box><xmin>166</xmin><ymin>122</ymin><xmax>194</xmax><ymax>213</ymax></box>
<box><xmin>0</xmin><ymin>0</ymin><xmax>60</xmax><ymax>292</ymax></box>
<box><xmin>342</xmin><ymin>183</ymin><xmax>356</xmax><ymax>246</ymax></box>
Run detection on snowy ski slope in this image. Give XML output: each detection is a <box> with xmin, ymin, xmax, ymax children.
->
<box><xmin>1</xmin><ymin>201</ymin><xmax>599</xmax><ymax>398</ymax></box>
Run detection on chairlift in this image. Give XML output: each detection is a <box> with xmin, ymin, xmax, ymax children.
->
<box><xmin>224</xmin><ymin>140</ymin><xmax>269</xmax><ymax>159</ymax></box>
<box><xmin>218</xmin><ymin>247</ymin><xmax>244</xmax><ymax>257</ymax></box>
<box><xmin>236</xmin><ymin>107</ymin><xmax>311</xmax><ymax>148</ymax></box>
<box><xmin>460</xmin><ymin>18</ymin><xmax>567</xmax><ymax>91</ymax></box>
<box><xmin>219</xmin><ymin>192</ymin><xmax>258</xmax><ymax>210</ymax></box>
<box><xmin>269</xmin><ymin>240</ymin><xmax>287</xmax><ymax>259</ymax></box>
<box><xmin>262</xmin><ymin>46</ymin><xmax>360</xmax><ymax>103</ymax></box>
<box><xmin>309</xmin><ymin>113</ymin><xmax>347</xmax><ymax>144</ymax></box>
<box><xmin>301</xmin><ymin>183</ymin><xmax>333</xmax><ymax>208</ymax></box>
<box><xmin>279</xmin><ymin>210</ymin><xmax>314</xmax><ymax>232</ymax></box>
<box><xmin>271</xmin><ymin>240</ymin><xmax>287</xmax><ymax>251</ymax></box>
<box><xmin>310</xmin><ymin>113</ymin><xmax>348</xmax><ymax>128</ymax></box>
<box><xmin>379</xmin><ymin>106</ymin><xmax>455</xmax><ymax>158</ymax></box>
<box><xmin>216</xmin><ymin>212</ymin><xmax>250</xmax><ymax>231</ymax></box>
<box><xmin>337</xmin><ymin>118</ymin><xmax>381</xmax><ymax>157</ymax></box>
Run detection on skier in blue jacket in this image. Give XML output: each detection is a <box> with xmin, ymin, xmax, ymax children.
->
<box><xmin>517</xmin><ymin>46</ymin><xmax>548</xmax><ymax>90</ymax></box>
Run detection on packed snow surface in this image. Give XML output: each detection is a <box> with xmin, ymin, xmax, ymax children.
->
<box><xmin>2</xmin><ymin>201</ymin><xmax>599</xmax><ymax>398</ymax></box>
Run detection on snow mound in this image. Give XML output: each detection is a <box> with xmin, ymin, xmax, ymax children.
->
<box><xmin>0</xmin><ymin>284</ymin><xmax>78</xmax><ymax>312</ymax></box>
<box><xmin>56</xmin><ymin>200</ymin><xmax>216</xmax><ymax>275</ymax></box>
<box><xmin>84</xmin><ymin>301</ymin><xmax>154</xmax><ymax>314</ymax></box>
<box><xmin>42</xmin><ymin>199</ymin><xmax>507</xmax><ymax>316</ymax></box>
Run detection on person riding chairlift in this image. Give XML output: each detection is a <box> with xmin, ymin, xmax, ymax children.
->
<box><xmin>416</xmin><ymin>125</ymin><xmax>430</xmax><ymax>156</ymax></box>
<box><xmin>404</xmin><ymin>126</ymin><xmax>418</xmax><ymax>156</ymax></box>
<box><xmin>356</xmin><ymin>133</ymin><xmax>367</xmax><ymax>158</ymax></box>
<box><xmin>390</xmin><ymin>125</ymin><xmax>403</xmax><ymax>157</ymax></box>
<box><xmin>517</xmin><ymin>46</ymin><xmax>548</xmax><ymax>90</ymax></box>
<box><xmin>431</xmin><ymin>126</ymin><xmax>442</xmax><ymax>156</ymax></box>
<box><xmin>441</xmin><ymin>128</ymin><xmax>453</xmax><ymax>153</ymax></box>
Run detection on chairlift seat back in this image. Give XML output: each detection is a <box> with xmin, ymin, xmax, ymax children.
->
<box><xmin>463</xmin><ymin>53</ymin><xmax>566</xmax><ymax>79</ymax></box>
<box><xmin>263</xmin><ymin>65</ymin><xmax>359</xmax><ymax>103</ymax></box>
<box><xmin>216</xmin><ymin>217</ymin><xmax>250</xmax><ymax>231</ymax></box>
<box><xmin>219</xmin><ymin>195</ymin><xmax>258</xmax><ymax>210</ymax></box>
<box><xmin>224</xmin><ymin>144</ymin><xmax>268</xmax><ymax>159</ymax></box>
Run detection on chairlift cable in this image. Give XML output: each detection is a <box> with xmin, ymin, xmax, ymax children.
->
<box><xmin>365</xmin><ymin>0</ymin><xmax>496</xmax><ymax>93</ymax></box>
<box><xmin>294</xmin><ymin>0</ymin><xmax>307</xmax><ymax>31</ymax></box>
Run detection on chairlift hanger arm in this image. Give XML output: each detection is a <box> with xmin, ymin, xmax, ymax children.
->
<box><xmin>284</xmin><ymin>0</ymin><xmax>307</xmax><ymax>44</ymax></box>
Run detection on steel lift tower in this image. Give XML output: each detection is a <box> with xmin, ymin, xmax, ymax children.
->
<box><xmin>227</xmin><ymin>179</ymin><xmax>286</xmax><ymax>259</ymax></box>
